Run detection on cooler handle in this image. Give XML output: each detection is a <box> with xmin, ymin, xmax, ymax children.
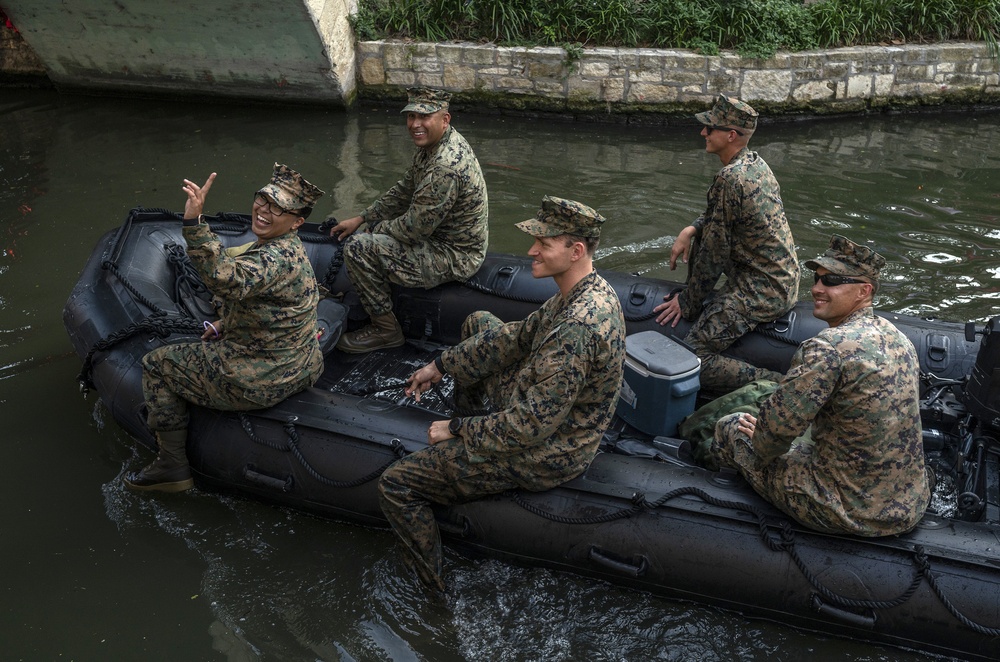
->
<box><xmin>671</xmin><ymin>378</ymin><xmax>700</xmax><ymax>398</ymax></box>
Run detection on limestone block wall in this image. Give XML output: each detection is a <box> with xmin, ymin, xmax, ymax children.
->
<box><xmin>357</xmin><ymin>40</ymin><xmax>1000</xmax><ymax>116</ymax></box>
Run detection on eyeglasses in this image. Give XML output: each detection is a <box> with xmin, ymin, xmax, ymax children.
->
<box><xmin>814</xmin><ymin>272</ymin><xmax>865</xmax><ymax>287</ymax></box>
<box><xmin>254</xmin><ymin>192</ymin><xmax>297</xmax><ymax>217</ymax></box>
<box><xmin>704</xmin><ymin>125</ymin><xmax>745</xmax><ymax>137</ymax></box>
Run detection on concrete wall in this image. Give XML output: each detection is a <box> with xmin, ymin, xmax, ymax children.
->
<box><xmin>1</xmin><ymin>0</ymin><xmax>357</xmax><ymax>105</ymax></box>
<box><xmin>357</xmin><ymin>40</ymin><xmax>1000</xmax><ymax>117</ymax></box>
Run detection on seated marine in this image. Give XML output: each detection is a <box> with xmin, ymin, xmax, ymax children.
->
<box><xmin>126</xmin><ymin>164</ymin><xmax>325</xmax><ymax>492</ymax></box>
<box><xmin>377</xmin><ymin>196</ymin><xmax>627</xmax><ymax>592</ymax></box>
<box><xmin>710</xmin><ymin>234</ymin><xmax>931</xmax><ymax>536</ymax></box>
<box><xmin>327</xmin><ymin>87</ymin><xmax>489</xmax><ymax>354</ymax></box>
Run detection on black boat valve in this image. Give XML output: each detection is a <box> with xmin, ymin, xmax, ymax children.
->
<box><xmin>965</xmin><ymin>321</ymin><xmax>987</xmax><ymax>343</ymax></box>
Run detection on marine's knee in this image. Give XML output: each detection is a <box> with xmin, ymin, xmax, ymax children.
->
<box><xmin>709</xmin><ymin>413</ymin><xmax>745</xmax><ymax>467</ymax></box>
<box><xmin>344</xmin><ymin>234</ymin><xmax>391</xmax><ymax>276</ymax></box>
<box><xmin>141</xmin><ymin>346</ymin><xmax>171</xmax><ymax>378</ymax></box>
<box><xmin>341</xmin><ymin>233</ymin><xmax>367</xmax><ymax>262</ymax></box>
<box><xmin>461</xmin><ymin>310</ymin><xmax>502</xmax><ymax>340</ymax></box>
<box><xmin>378</xmin><ymin>463</ymin><xmax>401</xmax><ymax>494</ymax></box>
<box><xmin>378</xmin><ymin>459</ymin><xmax>416</xmax><ymax>505</ymax></box>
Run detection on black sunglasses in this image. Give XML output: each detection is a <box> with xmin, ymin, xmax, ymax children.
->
<box><xmin>704</xmin><ymin>125</ymin><xmax>745</xmax><ymax>137</ymax></box>
<box><xmin>814</xmin><ymin>272</ymin><xmax>865</xmax><ymax>287</ymax></box>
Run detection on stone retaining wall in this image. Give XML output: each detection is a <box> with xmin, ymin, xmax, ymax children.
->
<box><xmin>357</xmin><ymin>40</ymin><xmax>1000</xmax><ymax>117</ymax></box>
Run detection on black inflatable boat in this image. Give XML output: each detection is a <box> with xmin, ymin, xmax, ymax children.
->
<box><xmin>63</xmin><ymin>208</ymin><xmax>1000</xmax><ymax>661</ymax></box>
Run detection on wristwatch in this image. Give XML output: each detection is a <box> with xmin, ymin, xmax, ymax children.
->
<box><xmin>448</xmin><ymin>417</ymin><xmax>462</xmax><ymax>436</ymax></box>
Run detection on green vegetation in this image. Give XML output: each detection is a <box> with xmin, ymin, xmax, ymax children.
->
<box><xmin>350</xmin><ymin>0</ymin><xmax>1000</xmax><ymax>59</ymax></box>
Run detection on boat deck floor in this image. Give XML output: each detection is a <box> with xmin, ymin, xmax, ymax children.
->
<box><xmin>316</xmin><ymin>341</ymin><xmax>456</xmax><ymax>418</ymax></box>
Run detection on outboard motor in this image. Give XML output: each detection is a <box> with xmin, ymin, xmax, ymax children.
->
<box><xmin>963</xmin><ymin>317</ymin><xmax>1000</xmax><ymax>433</ymax></box>
<box><xmin>956</xmin><ymin>317</ymin><xmax>1000</xmax><ymax>522</ymax></box>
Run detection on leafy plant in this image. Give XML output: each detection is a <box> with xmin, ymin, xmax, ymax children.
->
<box><xmin>351</xmin><ymin>0</ymin><xmax>1000</xmax><ymax>60</ymax></box>
<box><xmin>563</xmin><ymin>41</ymin><xmax>584</xmax><ymax>74</ymax></box>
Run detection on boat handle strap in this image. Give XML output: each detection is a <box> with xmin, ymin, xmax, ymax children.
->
<box><xmin>810</xmin><ymin>594</ymin><xmax>877</xmax><ymax>629</ymax></box>
<box><xmin>588</xmin><ymin>545</ymin><xmax>648</xmax><ymax>578</ymax></box>
<box><xmin>243</xmin><ymin>464</ymin><xmax>294</xmax><ymax>493</ymax></box>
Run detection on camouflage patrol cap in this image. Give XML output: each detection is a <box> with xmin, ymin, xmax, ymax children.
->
<box><xmin>515</xmin><ymin>195</ymin><xmax>606</xmax><ymax>239</ymax></box>
<box><xmin>401</xmin><ymin>87</ymin><xmax>451</xmax><ymax>114</ymax></box>
<box><xmin>695</xmin><ymin>94</ymin><xmax>758</xmax><ymax>133</ymax></box>
<box><xmin>257</xmin><ymin>163</ymin><xmax>324</xmax><ymax>213</ymax></box>
<box><xmin>804</xmin><ymin>234</ymin><xmax>886</xmax><ymax>282</ymax></box>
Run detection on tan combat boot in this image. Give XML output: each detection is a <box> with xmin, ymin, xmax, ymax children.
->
<box><xmin>335</xmin><ymin>312</ymin><xmax>405</xmax><ymax>354</ymax></box>
<box><xmin>124</xmin><ymin>429</ymin><xmax>194</xmax><ymax>492</ymax></box>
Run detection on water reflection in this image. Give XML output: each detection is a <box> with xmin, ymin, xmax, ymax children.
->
<box><xmin>3</xmin><ymin>89</ymin><xmax>992</xmax><ymax>661</ymax></box>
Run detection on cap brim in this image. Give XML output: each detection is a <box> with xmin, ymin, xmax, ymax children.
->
<box><xmin>516</xmin><ymin>219</ymin><xmax>559</xmax><ymax>237</ymax></box>
<box><xmin>400</xmin><ymin>103</ymin><xmax>446</xmax><ymax>114</ymax></box>
<box><xmin>805</xmin><ymin>257</ymin><xmax>857</xmax><ymax>276</ymax></box>
<box><xmin>258</xmin><ymin>183</ymin><xmax>309</xmax><ymax>213</ymax></box>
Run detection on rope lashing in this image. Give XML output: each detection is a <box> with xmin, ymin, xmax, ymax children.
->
<box><xmin>511</xmin><ymin>484</ymin><xmax>1000</xmax><ymax>636</ymax></box>
<box><xmin>77</xmin><ymin>313</ymin><xmax>202</xmax><ymax>390</ymax></box>
<box><xmin>237</xmin><ymin>413</ymin><xmax>408</xmax><ymax>489</ymax></box>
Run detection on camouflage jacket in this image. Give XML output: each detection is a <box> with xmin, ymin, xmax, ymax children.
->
<box><xmin>183</xmin><ymin>222</ymin><xmax>323</xmax><ymax>402</ymax></box>
<box><xmin>752</xmin><ymin>306</ymin><xmax>930</xmax><ymax>535</ymax></box>
<box><xmin>441</xmin><ymin>271</ymin><xmax>627</xmax><ymax>490</ymax></box>
<box><xmin>362</xmin><ymin>126</ymin><xmax>489</xmax><ymax>283</ymax></box>
<box><xmin>682</xmin><ymin>147</ymin><xmax>799</xmax><ymax>321</ymax></box>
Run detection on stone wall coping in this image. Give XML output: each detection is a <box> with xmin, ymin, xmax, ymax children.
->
<box><xmin>357</xmin><ymin>39</ymin><xmax>1000</xmax><ymax>116</ymax></box>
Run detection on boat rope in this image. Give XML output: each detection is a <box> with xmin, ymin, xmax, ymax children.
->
<box><xmin>911</xmin><ymin>545</ymin><xmax>1000</xmax><ymax>636</ymax></box>
<box><xmin>76</xmin><ymin>313</ymin><xmax>202</xmax><ymax>390</ymax></box>
<box><xmin>512</xmin><ymin>487</ymin><xmax>646</xmax><ymax>524</ymax></box>
<box><xmin>511</xmin><ymin>484</ymin><xmax>1000</xmax><ymax>636</ymax></box>
<box><xmin>236</xmin><ymin>413</ymin><xmax>407</xmax><ymax>488</ymax></box>
<box><xmin>103</xmin><ymin>259</ymin><xmax>168</xmax><ymax>315</ymax></box>
<box><xmin>318</xmin><ymin>245</ymin><xmax>344</xmax><ymax>292</ymax></box>
<box><xmin>77</xmin><ymin>250</ymin><xmax>206</xmax><ymax>390</ymax></box>
<box><xmin>238</xmin><ymin>412</ymin><xmax>292</xmax><ymax>452</ymax></box>
<box><xmin>308</xmin><ymin>220</ymin><xmax>345</xmax><ymax>291</ymax></box>
<box><xmin>165</xmin><ymin>242</ymin><xmax>212</xmax><ymax>309</ymax></box>
<box><xmin>784</xmin><ymin>525</ymin><xmax>923</xmax><ymax>611</ymax></box>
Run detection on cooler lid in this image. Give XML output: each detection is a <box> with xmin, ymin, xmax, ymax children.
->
<box><xmin>625</xmin><ymin>331</ymin><xmax>700</xmax><ymax>377</ymax></box>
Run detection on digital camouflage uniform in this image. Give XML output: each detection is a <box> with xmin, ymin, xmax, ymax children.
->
<box><xmin>378</xmin><ymin>197</ymin><xmax>626</xmax><ymax>591</ymax></box>
<box><xmin>143</xmin><ymin>167</ymin><xmax>325</xmax><ymax>433</ymax></box>
<box><xmin>681</xmin><ymin>95</ymin><xmax>799</xmax><ymax>394</ymax></box>
<box><xmin>711</xmin><ymin>235</ymin><xmax>929</xmax><ymax>536</ymax></box>
<box><xmin>345</xmin><ymin>121</ymin><xmax>488</xmax><ymax>317</ymax></box>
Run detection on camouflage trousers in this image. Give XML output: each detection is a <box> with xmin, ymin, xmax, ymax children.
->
<box><xmin>684</xmin><ymin>292</ymin><xmax>782</xmax><ymax>396</ymax></box>
<box><xmin>378</xmin><ymin>438</ymin><xmax>519</xmax><ymax>591</ymax></box>
<box><xmin>710</xmin><ymin>413</ymin><xmax>855</xmax><ymax>534</ymax></box>
<box><xmin>343</xmin><ymin>232</ymin><xmax>455</xmax><ymax>317</ymax></box>
<box><xmin>142</xmin><ymin>341</ymin><xmax>308</xmax><ymax>432</ymax></box>
<box><xmin>377</xmin><ymin>310</ymin><xmax>519</xmax><ymax>590</ymax></box>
